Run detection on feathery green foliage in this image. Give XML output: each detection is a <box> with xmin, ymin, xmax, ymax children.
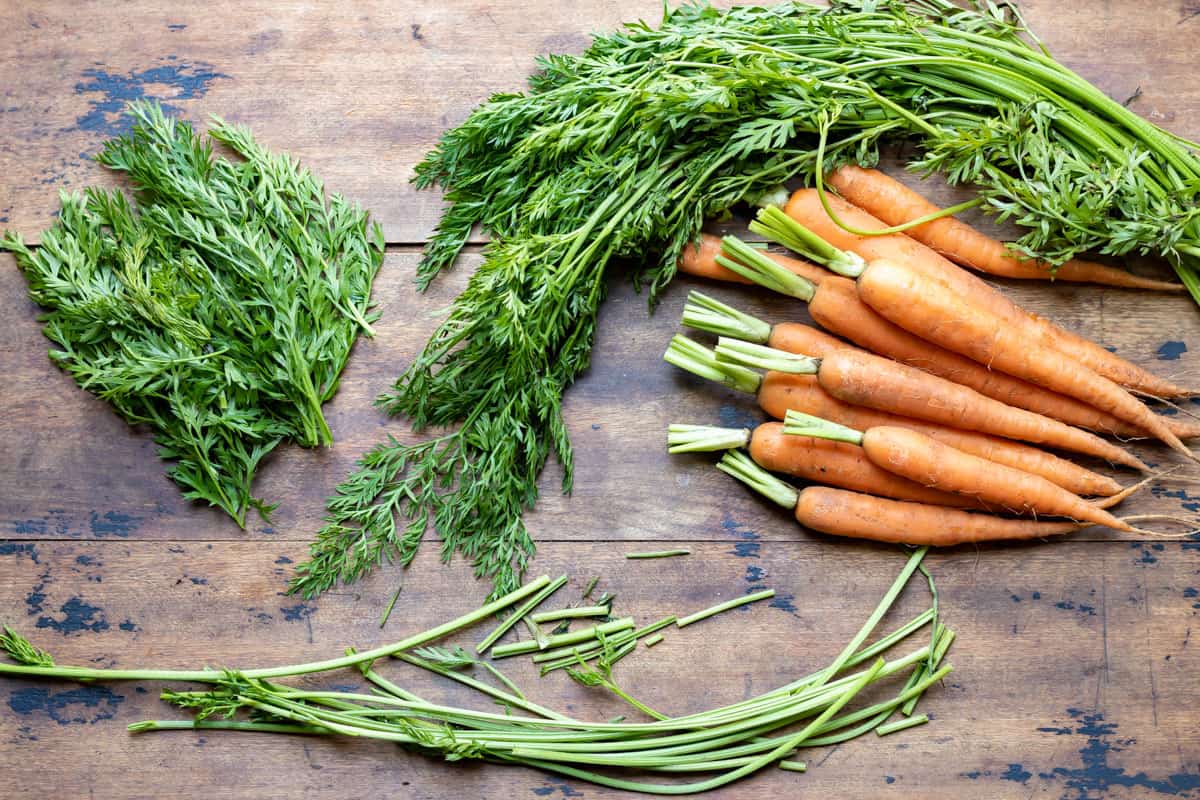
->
<box><xmin>3</xmin><ymin>101</ymin><xmax>383</xmax><ymax>526</ymax></box>
<box><xmin>295</xmin><ymin>0</ymin><xmax>1200</xmax><ymax>599</ymax></box>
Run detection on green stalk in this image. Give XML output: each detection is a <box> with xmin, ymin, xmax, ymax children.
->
<box><xmin>395</xmin><ymin>652</ymin><xmax>567</xmax><ymax>721</ymax></box>
<box><xmin>491</xmin><ymin>618</ymin><xmax>635</xmax><ymax>659</ymax></box>
<box><xmin>475</xmin><ymin>575</ymin><xmax>568</xmax><ymax>654</ymax></box>
<box><xmin>877</xmin><ymin>714</ymin><xmax>929</xmax><ymax>736</ymax></box>
<box><xmin>809</xmin><ymin>547</ymin><xmax>929</xmax><ymax>691</ymax></box>
<box><xmin>781</xmin><ymin>410</ymin><xmax>864</xmax><ymax>445</ymax></box>
<box><xmin>644</xmin><ymin>633</ymin><xmax>665</xmax><ymax>648</ymax></box>
<box><xmin>750</xmin><ymin>207</ymin><xmax>866</xmax><ymax>278</ymax></box>
<box><xmin>676</xmin><ymin>590</ymin><xmax>776</xmax><ymax>628</ymax></box>
<box><xmin>715</xmin><ymin>236</ymin><xmax>817</xmax><ymax>300</ymax></box>
<box><xmin>681</xmin><ymin>290</ymin><xmax>772</xmax><ymax>342</ymax></box>
<box><xmin>0</xmin><ymin>575</ymin><xmax>554</xmax><ymax>683</ymax></box>
<box><xmin>663</xmin><ymin>334</ymin><xmax>763</xmax><ymax>394</ymax></box>
<box><xmin>667</xmin><ymin>423</ymin><xmax>751</xmax><ymax>454</ymax></box>
<box><xmin>716</xmin><ymin>450</ymin><xmax>799</xmax><ymax>509</ymax></box>
<box><xmin>530</xmin><ymin>606</ymin><xmax>612</xmax><ymax>624</ymax></box>
<box><xmin>714</xmin><ymin>338</ymin><xmax>820</xmax><ymax>375</ymax></box>
<box><xmin>536</xmin><ymin>617</ymin><xmax>677</xmax><ymax>670</ymax></box>
<box><xmin>625</xmin><ymin>549</ymin><xmax>691</xmax><ymax>559</ymax></box>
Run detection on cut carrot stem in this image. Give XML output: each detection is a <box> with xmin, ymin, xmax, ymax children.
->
<box><xmin>876</xmin><ymin>714</ymin><xmax>930</xmax><ymax>736</ymax></box>
<box><xmin>676</xmin><ymin>589</ymin><xmax>777</xmax><ymax>628</ymax></box>
<box><xmin>475</xmin><ymin>575</ymin><xmax>569</xmax><ymax>655</ymax></box>
<box><xmin>491</xmin><ymin>618</ymin><xmax>635</xmax><ymax>659</ymax></box>
<box><xmin>625</xmin><ymin>550</ymin><xmax>691</xmax><ymax>559</ymax></box>
<box><xmin>530</xmin><ymin>606</ymin><xmax>612</xmax><ymax>624</ymax></box>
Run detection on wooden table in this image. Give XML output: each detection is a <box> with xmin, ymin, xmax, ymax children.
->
<box><xmin>2</xmin><ymin>2</ymin><xmax>1199</xmax><ymax>797</ymax></box>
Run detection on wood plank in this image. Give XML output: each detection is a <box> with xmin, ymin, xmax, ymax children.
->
<box><xmin>1</xmin><ymin>1</ymin><xmax>1199</xmax><ymax>243</ymax></box>
<box><xmin>0</xmin><ymin>539</ymin><xmax>1196</xmax><ymax>798</ymax></box>
<box><xmin>4</xmin><ymin>248</ymin><xmax>1199</xmax><ymax>547</ymax></box>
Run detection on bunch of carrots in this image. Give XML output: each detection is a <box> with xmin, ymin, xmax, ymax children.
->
<box><xmin>665</xmin><ymin>166</ymin><xmax>1197</xmax><ymax>547</ymax></box>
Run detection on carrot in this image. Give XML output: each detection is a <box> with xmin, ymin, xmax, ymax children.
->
<box><xmin>682</xmin><ymin>287</ymin><xmax>1200</xmax><ymax>440</ymax></box>
<box><xmin>783</xmin><ymin>412</ymin><xmax>1132</xmax><ymax>530</ymax></box>
<box><xmin>717</xmin><ymin>451</ymin><xmax>1085</xmax><ymax>546</ymax></box>
<box><xmin>780</xmin><ymin>189</ymin><xmax>1194</xmax><ymax>398</ymax></box>
<box><xmin>756</xmin><ymin>372</ymin><xmax>1121</xmax><ymax>497</ymax></box>
<box><xmin>667</xmin><ymin>421</ymin><xmax>987</xmax><ymax>508</ymax></box>
<box><xmin>678</xmin><ymin>233</ymin><xmax>827</xmax><ymax>286</ymax></box>
<box><xmin>826</xmin><ymin>166</ymin><xmax>1184</xmax><ymax>291</ymax></box>
<box><xmin>712</xmin><ymin>337</ymin><xmax>1149</xmax><ymax>471</ymax></box>
<box><xmin>852</xmin><ymin>257</ymin><xmax>1196</xmax><ymax>462</ymax></box>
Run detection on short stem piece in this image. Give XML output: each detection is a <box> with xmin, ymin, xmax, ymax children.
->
<box><xmin>717</xmin><ymin>450</ymin><xmax>800</xmax><ymax>509</ymax></box>
<box><xmin>668</xmin><ymin>423</ymin><xmax>752</xmax><ymax>453</ymax></box>
<box><xmin>714</xmin><ymin>337</ymin><xmax>820</xmax><ymax>375</ymax></box>
<box><xmin>681</xmin><ymin>290</ymin><xmax>773</xmax><ymax>342</ymax></box>
<box><xmin>782</xmin><ymin>410</ymin><xmax>864</xmax><ymax>445</ymax></box>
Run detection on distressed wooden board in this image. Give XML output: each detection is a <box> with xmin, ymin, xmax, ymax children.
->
<box><xmin>4</xmin><ymin>1</ymin><xmax>1200</xmax><ymax>798</ymax></box>
<box><xmin>3</xmin><ymin>248</ymin><xmax>1200</xmax><ymax>546</ymax></box>
<box><xmin>1</xmin><ymin>1</ymin><xmax>1199</xmax><ymax>243</ymax></box>
<box><xmin>0</xmin><ymin>539</ymin><xmax>1198</xmax><ymax>799</ymax></box>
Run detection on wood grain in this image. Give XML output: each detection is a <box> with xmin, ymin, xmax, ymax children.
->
<box><xmin>1</xmin><ymin>539</ymin><xmax>1197</xmax><ymax>799</ymax></box>
<box><xmin>2</xmin><ymin>1</ymin><xmax>1199</xmax><ymax>243</ymax></box>
<box><xmin>3</xmin><ymin>1</ymin><xmax>1200</xmax><ymax>798</ymax></box>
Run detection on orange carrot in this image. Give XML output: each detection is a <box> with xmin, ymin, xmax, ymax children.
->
<box><xmin>784</xmin><ymin>413</ymin><xmax>1131</xmax><ymax>529</ymax></box>
<box><xmin>852</xmin><ymin>257</ymin><xmax>1195</xmax><ymax>462</ymax></box>
<box><xmin>794</xmin><ymin>486</ymin><xmax>1083</xmax><ymax>546</ymax></box>
<box><xmin>782</xmin><ymin>189</ymin><xmax>1193</xmax><ymax>398</ymax></box>
<box><xmin>682</xmin><ymin>284</ymin><xmax>1196</xmax><ymax>440</ymax></box>
<box><xmin>757</xmin><ymin>372</ymin><xmax>1122</xmax><ymax>497</ymax></box>
<box><xmin>678</xmin><ymin>233</ymin><xmax>828</xmax><ymax>286</ymax></box>
<box><xmin>669</xmin><ymin>421</ymin><xmax>984</xmax><ymax>507</ymax></box>
<box><xmin>826</xmin><ymin>165</ymin><xmax>1184</xmax><ymax>291</ymax></box>
<box><xmin>711</xmin><ymin>337</ymin><xmax>1148</xmax><ymax>471</ymax></box>
<box><xmin>717</xmin><ymin>451</ymin><xmax>1085</xmax><ymax>545</ymax></box>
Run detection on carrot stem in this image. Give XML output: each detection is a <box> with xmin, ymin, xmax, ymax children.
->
<box><xmin>717</xmin><ymin>450</ymin><xmax>800</xmax><ymax>509</ymax></box>
<box><xmin>625</xmin><ymin>549</ymin><xmax>692</xmax><ymax>559</ymax></box>
<box><xmin>491</xmin><ymin>618</ymin><xmax>636</xmax><ymax>659</ymax></box>
<box><xmin>681</xmin><ymin>290</ymin><xmax>772</xmax><ymax>342</ymax></box>
<box><xmin>716</xmin><ymin>236</ymin><xmax>818</xmax><ymax>300</ymax></box>
<box><xmin>530</xmin><ymin>606</ymin><xmax>612</xmax><ymax>624</ymax></box>
<box><xmin>667</xmin><ymin>423</ymin><xmax>751</xmax><ymax>453</ymax></box>
<box><xmin>475</xmin><ymin>575</ymin><xmax>568</xmax><ymax>654</ymax></box>
<box><xmin>676</xmin><ymin>589</ymin><xmax>776</xmax><ymax>628</ymax></box>
<box><xmin>781</xmin><ymin>410</ymin><xmax>865</xmax><ymax>446</ymax></box>
<box><xmin>751</xmin><ymin>207</ymin><xmax>866</xmax><ymax>278</ymax></box>
<box><xmin>876</xmin><ymin>714</ymin><xmax>929</xmax><ymax>736</ymax></box>
<box><xmin>664</xmin><ymin>335</ymin><xmax>763</xmax><ymax>393</ymax></box>
<box><xmin>714</xmin><ymin>337</ymin><xmax>820</xmax><ymax>375</ymax></box>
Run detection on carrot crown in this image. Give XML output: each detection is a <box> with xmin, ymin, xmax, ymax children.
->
<box><xmin>782</xmin><ymin>410</ymin><xmax>864</xmax><ymax>445</ymax></box>
<box><xmin>717</xmin><ymin>450</ymin><xmax>799</xmax><ymax>509</ymax></box>
<box><xmin>663</xmin><ymin>334</ymin><xmax>762</xmax><ymax>394</ymax></box>
<box><xmin>667</xmin><ymin>424</ymin><xmax>752</xmax><ymax>453</ymax></box>
<box><xmin>750</xmin><ymin>206</ymin><xmax>866</xmax><ymax>278</ymax></box>
<box><xmin>681</xmin><ymin>291</ymin><xmax>772</xmax><ymax>343</ymax></box>
<box><xmin>714</xmin><ymin>337</ymin><xmax>820</xmax><ymax>375</ymax></box>
<box><xmin>716</xmin><ymin>236</ymin><xmax>816</xmax><ymax>301</ymax></box>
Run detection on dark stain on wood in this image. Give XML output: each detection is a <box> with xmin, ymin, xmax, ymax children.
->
<box><xmin>72</xmin><ymin>61</ymin><xmax>227</xmax><ymax>137</ymax></box>
<box><xmin>8</xmin><ymin>686</ymin><xmax>123</xmax><ymax>725</ymax></box>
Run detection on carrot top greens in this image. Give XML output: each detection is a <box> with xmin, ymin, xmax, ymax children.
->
<box><xmin>295</xmin><ymin>0</ymin><xmax>1200</xmax><ymax>600</ymax></box>
<box><xmin>2</xmin><ymin>101</ymin><xmax>383</xmax><ymax>526</ymax></box>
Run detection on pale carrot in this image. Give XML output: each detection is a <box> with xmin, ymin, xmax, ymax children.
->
<box><xmin>783</xmin><ymin>413</ymin><xmax>1132</xmax><ymax>530</ymax></box>
<box><xmin>710</xmin><ymin>337</ymin><xmax>1149</xmax><ymax>471</ymax></box>
<box><xmin>826</xmin><ymin>165</ymin><xmax>1183</xmax><ymax>291</ymax></box>
<box><xmin>667</xmin><ymin>421</ymin><xmax>988</xmax><ymax>508</ymax></box>
<box><xmin>717</xmin><ymin>451</ymin><xmax>1085</xmax><ymax>546</ymax></box>
<box><xmin>780</xmin><ymin>189</ymin><xmax>1194</xmax><ymax>398</ymax></box>
<box><xmin>756</xmin><ymin>372</ymin><xmax>1122</xmax><ymax>497</ymax></box>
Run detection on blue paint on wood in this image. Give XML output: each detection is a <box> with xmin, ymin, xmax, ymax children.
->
<box><xmin>0</xmin><ymin>542</ymin><xmax>38</xmax><ymax>562</ymax></box>
<box><xmin>1157</xmin><ymin>341</ymin><xmax>1187</xmax><ymax>360</ymax></box>
<box><xmin>73</xmin><ymin>62</ymin><xmax>227</xmax><ymax>137</ymax></box>
<box><xmin>35</xmin><ymin>597</ymin><xmax>109</xmax><ymax>634</ymax></box>
<box><xmin>9</xmin><ymin>686</ymin><xmax>123</xmax><ymax>725</ymax></box>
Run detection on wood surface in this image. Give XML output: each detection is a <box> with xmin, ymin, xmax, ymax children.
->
<box><xmin>2</xmin><ymin>1</ymin><xmax>1200</xmax><ymax>798</ymax></box>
